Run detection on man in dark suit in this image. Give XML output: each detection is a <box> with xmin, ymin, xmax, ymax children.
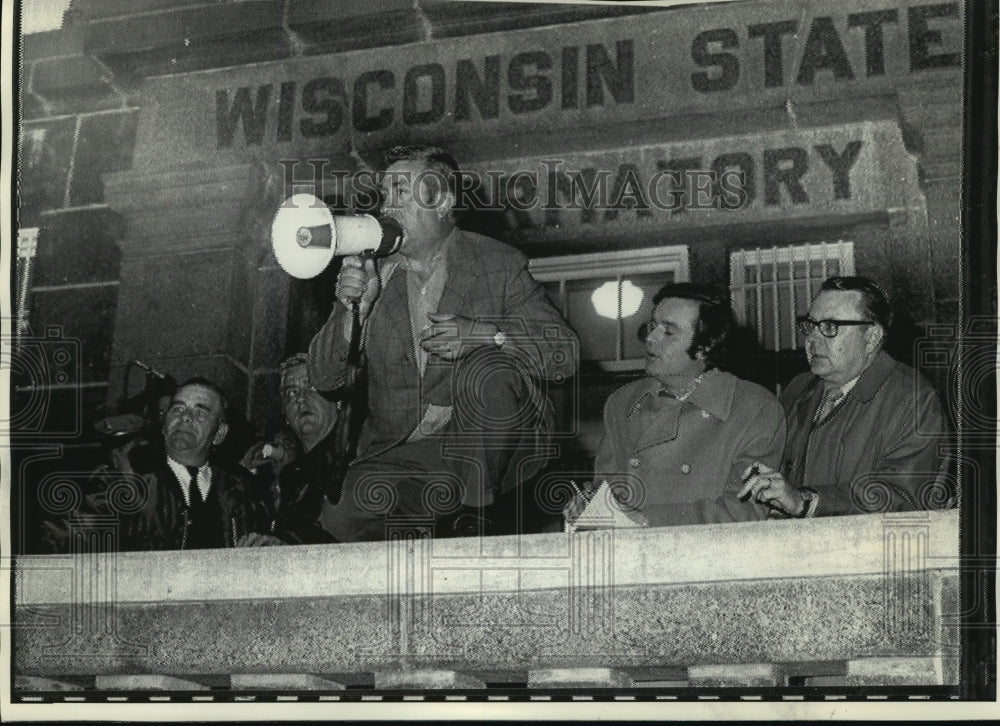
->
<box><xmin>309</xmin><ymin>145</ymin><xmax>578</xmax><ymax>541</ymax></box>
<box><xmin>58</xmin><ymin>378</ymin><xmax>278</xmax><ymax>551</ymax></box>
<box><xmin>241</xmin><ymin>354</ymin><xmax>342</xmax><ymax>544</ymax></box>
<box><xmin>739</xmin><ymin>276</ymin><xmax>948</xmax><ymax>517</ymax></box>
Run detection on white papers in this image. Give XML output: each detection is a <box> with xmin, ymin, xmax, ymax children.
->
<box><xmin>564</xmin><ymin>481</ymin><xmax>649</xmax><ymax>533</ymax></box>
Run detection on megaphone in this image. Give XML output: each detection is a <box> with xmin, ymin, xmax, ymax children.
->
<box><xmin>270</xmin><ymin>193</ymin><xmax>405</xmax><ymax>279</ymax></box>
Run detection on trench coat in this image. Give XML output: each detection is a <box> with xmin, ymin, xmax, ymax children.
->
<box><xmin>780</xmin><ymin>350</ymin><xmax>949</xmax><ymax>515</ymax></box>
<box><xmin>594</xmin><ymin>368</ymin><xmax>786</xmax><ymax>526</ymax></box>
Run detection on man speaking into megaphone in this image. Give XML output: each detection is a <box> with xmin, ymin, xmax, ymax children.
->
<box><xmin>305</xmin><ymin>144</ymin><xmax>579</xmax><ymax>542</ymax></box>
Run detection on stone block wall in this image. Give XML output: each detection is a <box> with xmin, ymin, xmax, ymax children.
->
<box><xmin>14</xmin><ymin>511</ymin><xmax>961</xmax><ymax>692</ymax></box>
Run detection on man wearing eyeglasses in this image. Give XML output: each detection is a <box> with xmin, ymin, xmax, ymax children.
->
<box><xmin>739</xmin><ymin>276</ymin><xmax>947</xmax><ymax>517</ymax></box>
<box><xmin>241</xmin><ymin>354</ymin><xmax>342</xmax><ymax>544</ymax></box>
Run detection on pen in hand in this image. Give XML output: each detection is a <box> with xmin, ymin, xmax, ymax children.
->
<box><xmin>738</xmin><ymin>463</ymin><xmax>761</xmax><ymax>501</ymax></box>
<box><xmin>567</xmin><ymin>480</ymin><xmax>597</xmax><ymax>520</ymax></box>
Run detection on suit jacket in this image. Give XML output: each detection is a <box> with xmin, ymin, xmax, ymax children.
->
<box><xmin>595</xmin><ymin>369</ymin><xmax>786</xmax><ymax>526</ymax></box>
<box><xmin>79</xmin><ymin>443</ymin><xmax>271</xmax><ymax>551</ymax></box>
<box><xmin>780</xmin><ymin>350</ymin><xmax>948</xmax><ymax>515</ymax></box>
<box><xmin>308</xmin><ymin>229</ymin><xmax>578</xmax><ymax>503</ymax></box>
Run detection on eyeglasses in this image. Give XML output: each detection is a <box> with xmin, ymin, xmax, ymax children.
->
<box><xmin>796</xmin><ymin>316</ymin><xmax>874</xmax><ymax>338</ymax></box>
<box><xmin>281</xmin><ymin>385</ymin><xmax>319</xmax><ymax>404</ymax></box>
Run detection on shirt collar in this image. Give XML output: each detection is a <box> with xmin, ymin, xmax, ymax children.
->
<box><xmin>166</xmin><ymin>457</ymin><xmax>211</xmax><ymax>502</ymax></box>
<box><xmin>821</xmin><ymin>375</ymin><xmax>860</xmax><ymax>399</ymax></box>
<box><xmin>382</xmin><ymin>229</ymin><xmax>456</xmax><ymax>290</ymax></box>
<box><xmin>167</xmin><ymin>457</ymin><xmax>208</xmax><ymax>473</ymax></box>
<box><xmin>837</xmin><ymin>376</ymin><xmax>861</xmax><ymax>396</ymax></box>
<box><xmin>816</xmin><ymin>350</ymin><xmax>890</xmax><ymax>402</ymax></box>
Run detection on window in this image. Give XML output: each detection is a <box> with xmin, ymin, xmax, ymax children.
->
<box><xmin>730</xmin><ymin>241</ymin><xmax>855</xmax><ymax>352</ymax></box>
<box><xmin>530</xmin><ymin>246</ymin><xmax>689</xmax><ymax>371</ymax></box>
<box><xmin>16</xmin><ymin>110</ymin><xmax>137</xmax><ymax>442</ymax></box>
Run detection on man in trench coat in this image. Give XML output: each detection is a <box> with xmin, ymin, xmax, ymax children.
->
<box><xmin>594</xmin><ymin>283</ymin><xmax>785</xmax><ymax>526</ymax></box>
<box><xmin>739</xmin><ymin>276</ymin><xmax>948</xmax><ymax>517</ymax></box>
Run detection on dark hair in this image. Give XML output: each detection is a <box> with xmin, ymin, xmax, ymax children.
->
<box><xmin>279</xmin><ymin>353</ymin><xmax>310</xmax><ymax>385</ymax></box>
<box><xmin>383</xmin><ymin>144</ymin><xmax>460</xmax><ymax>201</ymax></box>
<box><xmin>175</xmin><ymin>377</ymin><xmax>230</xmax><ymax>423</ymax></box>
<box><xmin>278</xmin><ymin>352</ymin><xmax>344</xmax><ymax>404</ymax></box>
<box><xmin>651</xmin><ymin>282</ymin><xmax>733</xmax><ymax>369</ymax></box>
<box><xmin>818</xmin><ymin>276</ymin><xmax>892</xmax><ymax>329</ymax></box>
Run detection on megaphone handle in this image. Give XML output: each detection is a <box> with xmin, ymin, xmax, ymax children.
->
<box><xmin>348</xmin><ymin>301</ymin><xmax>363</xmax><ymax>367</ymax></box>
<box><xmin>347</xmin><ymin>250</ymin><xmax>376</xmax><ymax>367</ymax></box>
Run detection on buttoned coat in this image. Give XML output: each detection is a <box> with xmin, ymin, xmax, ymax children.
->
<box><xmin>780</xmin><ymin>350</ymin><xmax>948</xmax><ymax>514</ymax></box>
<box><xmin>595</xmin><ymin>369</ymin><xmax>785</xmax><ymax>526</ymax></box>
<box><xmin>308</xmin><ymin>229</ymin><xmax>578</xmax><ymax>507</ymax></box>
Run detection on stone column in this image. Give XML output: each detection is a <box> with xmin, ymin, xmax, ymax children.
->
<box><xmin>102</xmin><ymin>161</ymin><xmax>288</xmax><ymax>418</ymax></box>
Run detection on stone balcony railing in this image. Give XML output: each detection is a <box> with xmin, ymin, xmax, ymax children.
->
<box><xmin>14</xmin><ymin>509</ymin><xmax>959</xmax><ymax>693</ymax></box>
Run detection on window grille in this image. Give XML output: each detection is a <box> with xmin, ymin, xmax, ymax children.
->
<box><xmin>530</xmin><ymin>246</ymin><xmax>688</xmax><ymax>371</ymax></box>
<box><xmin>729</xmin><ymin>241</ymin><xmax>855</xmax><ymax>352</ymax></box>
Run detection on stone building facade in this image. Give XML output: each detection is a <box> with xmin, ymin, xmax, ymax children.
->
<box><xmin>16</xmin><ymin>0</ymin><xmax>972</xmax><ymax>472</ymax></box>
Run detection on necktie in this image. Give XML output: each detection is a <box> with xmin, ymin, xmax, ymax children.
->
<box><xmin>815</xmin><ymin>385</ymin><xmax>845</xmax><ymax>423</ymax></box>
<box><xmin>186</xmin><ymin>465</ymin><xmax>203</xmax><ymax>511</ymax></box>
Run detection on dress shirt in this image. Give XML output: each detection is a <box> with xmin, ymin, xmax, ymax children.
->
<box><xmin>166</xmin><ymin>458</ymin><xmax>212</xmax><ymax>506</ymax></box>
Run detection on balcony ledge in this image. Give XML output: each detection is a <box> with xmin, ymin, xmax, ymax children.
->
<box><xmin>14</xmin><ymin>510</ymin><xmax>960</xmax><ymax>688</ymax></box>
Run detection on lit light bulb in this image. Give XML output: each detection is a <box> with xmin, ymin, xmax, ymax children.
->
<box><xmin>591</xmin><ymin>280</ymin><xmax>644</xmax><ymax>320</ymax></box>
